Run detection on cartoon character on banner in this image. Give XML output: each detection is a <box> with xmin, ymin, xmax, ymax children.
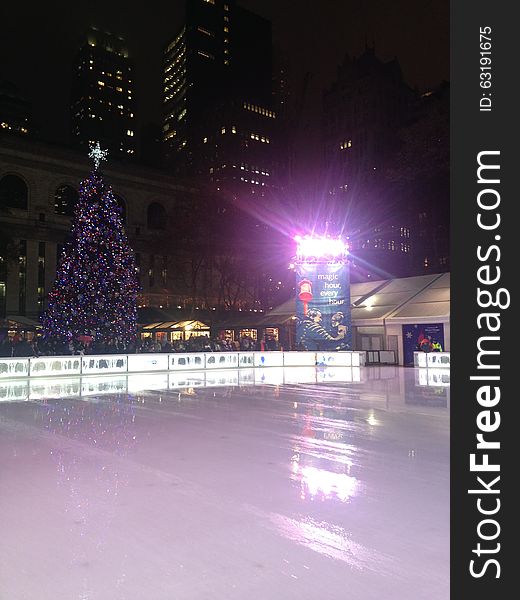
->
<box><xmin>331</xmin><ymin>311</ymin><xmax>349</xmax><ymax>350</ymax></box>
<box><xmin>298</xmin><ymin>307</ymin><xmax>335</xmax><ymax>349</ymax></box>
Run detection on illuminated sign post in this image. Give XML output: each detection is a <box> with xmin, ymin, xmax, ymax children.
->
<box><xmin>294</xmin><ymin>235</ymin><xmax>352</xmax><ymax>351</ymax></box>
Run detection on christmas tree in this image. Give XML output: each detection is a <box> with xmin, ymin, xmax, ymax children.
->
<box><xmin>41</xmin><ymin>143</ymin><xmax>139</xmax><ymax>345</ymax></box>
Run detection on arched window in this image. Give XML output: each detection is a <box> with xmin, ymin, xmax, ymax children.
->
<box><xmin>0</xmin><ymin>174</ymin><xmax>28</xmax><ymax>210</ymax></box>
<box><xmin>54</xmin><ymin>185</ymin><xmax>78</xmax><ymax>216</ymax></box>
<box><xmin>147</xmin><ymin>202</ymin><xmax>167</xmax><ymax>230</ymax></box>
<box><xmin>114</xmin><ymin>195</ymin><xmax>126</xmax><ymax>224</ymax></box>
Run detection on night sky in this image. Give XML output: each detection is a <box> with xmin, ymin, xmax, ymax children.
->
<box><xmin>2</xmin><ymin>0</ymin><xmax>449</xmax><ymax>153</ymax></box>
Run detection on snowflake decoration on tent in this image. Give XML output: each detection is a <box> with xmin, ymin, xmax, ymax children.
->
<box><xmin>88</xmin><ymin>141</ymin><xmax>109</xmax><ymax>170</ymax></box>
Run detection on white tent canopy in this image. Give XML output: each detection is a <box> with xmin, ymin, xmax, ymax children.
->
<box><xmin>263</xmin><ymin>273</ymin><xmax>450</xmax><ymax>326</ymax></box>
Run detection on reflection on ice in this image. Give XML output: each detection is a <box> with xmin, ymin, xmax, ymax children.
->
<box><xmin>0</xmin><ymin>366</ymin><xmax>369</xmax><ymax>402</ymax></box>
<box><xmin>127</xmin><ymin>373</ymin><xmax>169</xmax><ymax>393</ymax></box>
<box><xmin>81</xmin><ymin>375</ymin><xmax>128</xmax><ymax>396</ymax></box>
<box><xmin>0</xmin><ymin>366</ymin><xmax>450</xmax><ymax>407</ymax></box>
<box><xmin>270</xmin><ymin>513</ymin><xmax>393</xmax><ymax>573</ymax></box>
<box><xmin>416</xmin><ymin>368</ymin><xmax>450</xmax><ymax>387</ymax></box>
<box><xmin>297</xmin><ymin>465</ymin><xmax>358</xmax><ymax>502</ymax></box>
<box><xmin>317</xmin><ymin>366</ymin><xmax>361</xmax><ymax>383</ymax></box>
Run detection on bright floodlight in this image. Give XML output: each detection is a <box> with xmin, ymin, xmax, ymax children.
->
<box><xmin>295</xmin><ymin>235</ymin><xmax>348</xmax><ymax>262</ymax></box>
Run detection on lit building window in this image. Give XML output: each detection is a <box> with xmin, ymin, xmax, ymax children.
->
<box><xmin>127</xmin><ymin>130</ymin><xmax>134</xmax><ymax>136</ymax></box>
<box><xmin>221</xmin><ymin>127</ymin><xmax>226</xmax><ymax>134</ymax></box>
<box><xmin>203</xmin><ymin>137</ymin><xmax>208</xmax><ymax>143</ymax></box>
<box><xmin>97</xmin><ymin>80</ymin><xmax>105</xmax><ymax>87</ymax></box>
<box><xmin>231</xmin><ymin>125</ymin><xmax>236</xmax><ymax>133</ymax></box>
<box><xmin>197</xmin><ymin>26</ymin><xmax>214</xmax><ymax>36</ymax></box>
<box><xmin>116</xmin><ymin>86</ymin><xmax>123</xmax><ymax>92</ymax></box>
<box><xmin>224</xmin><ymin>26</ymin><xmax>229</xmax><ymax>32</ymax></box>
<box><xmin>197</xmin><ymin>50</ymin><xmax>215</xmax><ymax>60</ymax></box>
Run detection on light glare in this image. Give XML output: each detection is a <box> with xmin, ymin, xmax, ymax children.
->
<box><xmin>295</xmin><ymin>235</ymin><xmax>348</xmax><ymax>261</ymax></box>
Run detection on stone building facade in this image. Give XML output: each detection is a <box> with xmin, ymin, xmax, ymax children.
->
<box><xmin>0</xmin><ymin>135</ymin><xmax>202</xmax><ymax>321</ymax></box>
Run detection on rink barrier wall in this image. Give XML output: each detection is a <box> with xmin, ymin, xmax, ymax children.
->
<box><xmin>413</xmin><ymin>352</ymin><xmax>450</xmax><ymax>368</ymax></box>
<box><xmin>0</xmin><ymin>351</ymin><xmax>366</xmax><ymax>379</ymax></box>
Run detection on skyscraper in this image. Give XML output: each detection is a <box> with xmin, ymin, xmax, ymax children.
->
<box><xmin>70</xmin><ymin>27</ymin><xmax>136</xmax><ymax>158</ymax></box>
<box><xmin>323</xmin><ymin>46</ymin><xmax>418</xmax><ymax>280</ymax></box>
<box><xmin>323</xmin><ymin>45</ymin><xmax>416</xmax><ymax>202</ymax></box>
<box><xmin>162</xmin><ymin>0</ymin><xmax>277</xmax><ymax>201</ymax></box>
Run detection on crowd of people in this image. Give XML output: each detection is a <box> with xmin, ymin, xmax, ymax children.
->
<box><xmin>0</xmin><ymin>333</ymin><xmax>280</xmax><ymax>358</ymax></box>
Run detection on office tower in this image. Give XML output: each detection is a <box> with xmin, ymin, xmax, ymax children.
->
<box><xmin>323</xmin><ymin>46</ymin><xmax>418</xmax><ymax>279</ymax></box>
<box><xmin>70</xmin><ymin>27</ymin><xmax>136</xmax><ymax>157</ymax></box>
<box><xmin>162</xmin><ymin>0</ymin><xmax>277</xmax><ymax>201</ymax></box>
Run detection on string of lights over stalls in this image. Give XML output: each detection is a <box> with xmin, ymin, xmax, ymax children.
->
<box><xmin>41</xmin><ymin>142</ymin><xmax>140</xmax><ymax>345</ymax></box>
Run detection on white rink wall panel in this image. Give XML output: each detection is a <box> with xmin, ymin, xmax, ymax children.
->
<box><xmin>0</xmin><ymin>351</ymin><xmax>372</xmax><ymax>381</ymax></box>
<box><xmin>169</xmin><ymin>353</ymin><xmax>205</xmax><ymax>371</ymax></box>
<box><xmin>413</xmin><ymin>352</ymin><xmax>450</xmax><ymax>368</ymax></box>
<box><xmin>205</xmin><ymin>352</ymin><xmax>239</xmax><ymax>369</ymax></box>
<box><xmin>414</xmin><ymin>352</ymin><xmax>428</xmax><ymax>368</ymax></box>
<box><xmin>127</xmin><ymin>353</ymin><xmax>169</xmax><ymax>373</ymax></box>
<box><xmin>206</xmin><ymin>352</ymin><xmax>238</xmax><ymax>369</ymax></box>
<box><xmin>238</xmin><ymin>353</ymin><xmax>255</xmax><ymax>367</ymax></box>
<box><xmin>0</xmin><ymin>358</ymin><xmax>30</xmax><ymax>379</ymax></box>
<box><xmin>283</xmin><ymin>352</ymin><xmax>316</xmax><ymax>367</ymax></box>
<box><xmin>427</xmin><ymin>352</ymin><xmax>450</xmax><ymax>368</ymax></box>
<box><xmin>253</xmin><ymin>352</ymin><xmax>285</xmax><ymax>367</ymax></box>
<box><xmin>317</xmin><ymin>352</ymin><xmax>352</xmax><ymax>367</ymax></box>
<box><xmin>29</xmin><ymin>356</ymin><xmax>81</xmax><ymax>377</ymax></box>
<box><xmin>82</xmin><ymin>355</ymin><xmax>128</xmax><ymax>375</ymax></box>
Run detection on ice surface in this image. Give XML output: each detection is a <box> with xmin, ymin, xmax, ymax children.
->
<box><xmin>0</xmin><ymin>366</ymin><xmax>449</xmax><ymax>599</ymax></box>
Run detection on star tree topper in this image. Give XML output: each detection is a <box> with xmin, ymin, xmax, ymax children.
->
<box><xmin>88</xmin><ymin>141</ymin><xmax>109</xmax><ymax>170</ymax></box>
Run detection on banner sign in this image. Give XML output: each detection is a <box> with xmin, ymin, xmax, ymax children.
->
<box><xmin>402</xmin><ymin>323</ymin><xmax>445</xmax><ymax>367</ymax></box>
<box><xmin>295</xmin><ymin>262</ymin><xmax>352</xmax><ymax>351</ymax></box>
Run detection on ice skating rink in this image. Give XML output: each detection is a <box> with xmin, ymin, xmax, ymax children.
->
<box><xmin>0</xmin><ymin>365</ymin><xmax>449</xmax><ymax>600</ymax></box>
